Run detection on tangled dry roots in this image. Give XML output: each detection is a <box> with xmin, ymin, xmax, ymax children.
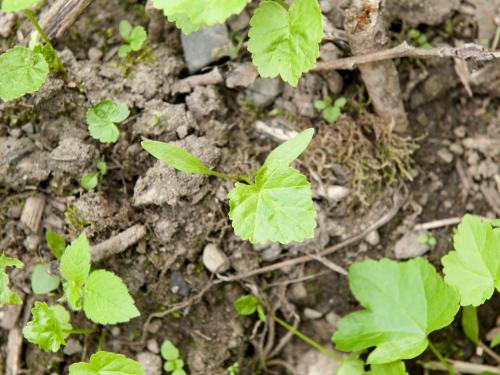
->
<box><xmin>300</xmin><ymin>113</ymin><xmax>416</xmax><ymax>205</ymax></box>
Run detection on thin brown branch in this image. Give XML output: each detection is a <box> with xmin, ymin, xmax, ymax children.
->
<box><xmin>38</xmin><ymin>0</ymin><xmax>95</xmax><ymax>39</ymax></box>
<box><xmin>316</xmin><ymin>42</ymin><xmax>500</xmax><ymax>71</ymax></box>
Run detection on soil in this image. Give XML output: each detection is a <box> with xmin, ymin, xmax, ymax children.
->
<box><xmin>1</xmin><ymin>0</ymin><xmax>499</xmax><ymax>374</ymax></box>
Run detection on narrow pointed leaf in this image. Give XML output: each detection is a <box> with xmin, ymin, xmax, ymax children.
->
<box><xmin>1</xmin><ymin>0</ymin><xmax>41</xmax><ymax>11</ymax></box>
<box><xmin>264</xmin><ymin>128</ymin><xmax>314</xmax><ymax>168</ymax></box>
<box><xmin>141</xmin><ymin>139</ymin><xmax>216</xmax><ymax>175</ymax></box>
<box><xmin>461</xmin><ymin>306</ymin><xmax>479</xmax><ymax>344</ymax></box>
<box><xmin>60</xmin><ymin>232</ymin><xmax>91</xmax><ymax>284</ymax></box>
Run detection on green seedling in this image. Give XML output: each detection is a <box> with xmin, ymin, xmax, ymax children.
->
<box><xmin>80</xmin><ymin>156</ymin><xmax>108</xmax><ymax>190</ymax></box>
<box><xmin>161</xmin><ymin>340</ymin><xmax>186</xmax><ymax>375</ymax></box>
<box><xmin>69</xmin><ymin>351</ymin><xmax>145</xmax><ymax>375</ymax></box>
<box><xmin>23</xmin><ymin>232</ymin><xmax>139</xmax><ymax>352</ymax></box>
<box><xmin>87</xmin><ymin>100</ymin><xmax>130</xmax><ymax>143</ymax></box>
<box><xmin>45</xmin><ymin>230</ymin><xmax>66</xmax><ymax>259</ymax></box>
<box><xmin>227</xmin><ymin>362</ymin><xmax>240</xmax><ymax>375</ymax></box>
<box><xmin>314</xmin><ymin>96</ymin><xmax>347</xmax><ymax>123</ymax></box>
<box><xmin>152</xmin><ymin>0</ymin><xmax>323</xmax><ymax>86</ymax></box>
<box><xmin>142</xmin><ymin>128</ymin><xmax>317</xmax><ymax>244</ymax></box>
<box><xmin>0</xmin><ymin>0</ymin><xmax>64</xmax><ymax>101</ymax></box>
<box><xmin>234</xmin><ymin>294</ymin><xmax>266</xmax><ymax>322</ymax></box>
<box><xmin>418</xmin><ymin>232</ymin><xmax>437</xmax><ymax>247</ymax></box>
<box><xmin>0</xmin><ymin>253</ymin><xmax>23</xmax><ymax>306</ymax></box>
<box><xmin>118</xmin><ymin>20</ymin><xmax>147</xmax><ymax>58</ymax></box>
<box><xmin>338</xmin><ymin>354</ymin><xmax>408</xmax><ymax>375</ymax></box>
<box><xmin>408</xmin><ymin>28</ymin><xmax>432</xmax><ymax>49</ymax></box>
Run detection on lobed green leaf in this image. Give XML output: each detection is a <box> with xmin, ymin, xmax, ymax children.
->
<box><xmin>228</xmin><ymin>164</ymin><xmax>316</xmax><ymax>244</ymax></box>
<box><xmin>22</xmin><ymin>302</ymin><xmax>72</xmax><ymax>352</ymax></box>
<box><xmin>332</xmin><ymin>258</ymin><xmax>460</xmax><ymax>364</ymax></box>
<box><xmin>0</xmin><ymin>47</ymin><xmax>48</xmax><ymax>101</ymax></box>
<box><xmin>442</xmin><ymin>214</ymin><xmax>500</xmax><ymax>306</ymax></box>
<box><xmin>87</xmin><ymin>100</ymin><xmax>129</xmax><ymax>143</ymax></box>
<box><xmin>0</xmin><ymin>254</ymin><xmax>23</xmax><ymax>306</ymax></box>
<box><xmin>152</xmin><ymin>0</ymin><xmax>251</xmax><ymax>34</ymax></box>
<box><xmin>248</xmin><ymin>0</ymin><xmax>323</xmax><ymax>86</ymax></box>
<box><xmin>83</xmin><ymin>270</ymin><xmax>140</xmax><ymax>324</ymax></box>
<box><xmin>69</xmin><ymin>351</ymin><xmax>145</xmax><ymax>375</ymax></box>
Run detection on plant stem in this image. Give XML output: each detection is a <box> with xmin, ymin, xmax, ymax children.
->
<box><xmin>98</xmin><ymin>329</ymin><xmax>106</xmax><ymax>351</ymax></box>
<box><xmin>69</xmin><ymin>328</ymin><xmax>98</xmax><ymax>335</ymax></box>
<box><xmin>428</xmin><ymin>341</ymin><xmax>456</xmax><ymax>375</ymax></box>
<box><xmin>273</xmin><ymin>316</ymin><xmax>342</xmax><ymax>363</ymax></box>
<box><xmin>23</xmin><ymin>9</ymin><xmax>65</xmax><ymax>72</ymax></box>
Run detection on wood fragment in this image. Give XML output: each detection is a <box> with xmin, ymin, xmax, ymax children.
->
<box><xmin>38</xmin><ymin>0</ymin><xmax>94</xmax><ymax>39</ymax></box>
<box><xmin>90</xmin><ymin>224</ymin><xmax>147</xmax><ymax>262</ymax></box>
<box><xmin>423</xmin><ymin>360</ymin><xmax>500</xmax><ymax>374</ymax></box>
<box><xmin>20</xmin><ymin>195</ymin><xmax>45</xmax><ymax>233</ymax></box>
<box><xmin>344</xmin><ymin>0</ymin><xmax>408</xmax><ymax>132</ymax></box>
<box><xmin>6</xmin><ymin>328</ymin><xmax>23</xmax><ymax>375</ymax></box>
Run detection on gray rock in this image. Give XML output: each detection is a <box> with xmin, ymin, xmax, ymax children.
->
<box><xmin>296</xmin><ymin>348</ymin><xmax>340</xmax><ymax>375</ymax></box>
<box><xmin>137</xmin><ymin>352</ymin><xmax>162</xmax><ymax>375</ymax></box>
<box><xmin>437</xmin><ymin>148</ymin><xmax>454</xmax><ymax>163</ymax></box>
<box><xmin>147</xmin><ymin>339</ymin><xmax>160</xmax><ymax>354</ymax></box>
<box><xmin>0</xmin><ymin>13</ymin><xmax>16</xmax><ymax>38</ymax></box>
<box><xmin>181</xmin><ymin>24</ymin><xmax>231</xmax><ymax>73</ymax></box>
<box><xmin>202</xmin><ymin>244</ymin><xmax>230</xmax><ymax>273</ymax></box>
<box><xmin>226</xmin><ymin>63</ymin><xmax>259</xmax><ymax>88</ymax></box>
<box><xmin>49</xmin><ymin>137</ymin><xmax>97</xmax><ymax>178</ymax></box>
<box><xmin>246</xmin><ymin>78</ymin><xmax>284</xmax><ymax>107</ymax></box>
<box><xmin>170</xmin><ymin>271</ymin><xmax>191</xmax><ymax>297</ymax></box>
<box><xmin>186</xmin><ymin>86</ymin><xmax>227</xmax><ymax>121</ymax></box>
<box><xmin>261</xmin><ymin>246</ymin><xmax>282</xmax><ymax>262</ymax></box>
<box><xmin>394</xmin><ymin>231</ymin><xmax>430</xmax><ymax>259</ymax></box>
<box><xmin>304</xmin><ymin>308</ymin><xmax>323</xmax><ymax>320</ymax></box>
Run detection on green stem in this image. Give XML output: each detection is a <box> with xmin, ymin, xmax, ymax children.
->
<box><xmin>23</xmin><ymin>9</ymin><xmax>65</xmax><ymax>72</ymax></box>
<box><xmin>428</xmin><ymin>341</ymin><xmax>455</xmax><ymax>375</ymax></box>
<box><xmin>68</xmin><ymin>328</ymin><xmax>98</xmax><ymax>335</ymax></box>
<box><xmin>273</xmin><ymin>316</ymin><xmax>342</xmax><ymax>363</ymax></box>
<box><xmin>98</xmin><ymin>329</ymin><xmax>106</xmax><ymax>351</ymax></box>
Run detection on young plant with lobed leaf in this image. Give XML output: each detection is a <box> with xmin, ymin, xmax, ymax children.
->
<box><xmin>0</xmin><ymin>0</ymin><xmax>64</xmax><ymax>101</ymax></box>
<box><xmin>151</xmin><ymin>0</ymin><xmax>324</xmax><ymax>86</ymax></box>
<box><xmin>142</xmin><ymin>128</ymin><xmax>317</xmax><ymax>244</ymax></box>
<box><xmin>22</xmin><ymin>232</ymin><xmax>140</xmax><ymax>353</ymax></box>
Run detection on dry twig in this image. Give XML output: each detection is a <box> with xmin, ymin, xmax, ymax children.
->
<box><xmin>90</xmin><ymin>224</ymin><xmax>146</xmax><ymax>262</ymax></box>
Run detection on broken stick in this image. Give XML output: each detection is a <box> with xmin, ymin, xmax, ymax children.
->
<box><xmin>90</xmin><ymin>224</ymin><xmax>147</xmax><ymax>262</ymax></box>
<box><xmin>38</xmin><ymin>0</ymin><xmax>94</xmax><ymax>39</ymax></box>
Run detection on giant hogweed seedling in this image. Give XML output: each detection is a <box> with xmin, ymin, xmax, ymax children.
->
<box><xmin>69</xmin><ymin>351</ymin><xmax>145</xmax><ymax>375</ymax></box>
<box><xmin>118</xmin><ymin>20</ymin><xmax>147</xmax><ymax>58</ymax></box>
<box><xmin>161</xmin><ymin>340</ymin><xmax>186</xmax><ymax>375</ymax></box>
<box><xmin>0</xmin><ymin>0</ymin><xmax>64</xmax><ymax>101</ymax></box>
<box><xmin>87</xmin><ymin>100</ymin><xmax>130</xmax><ymax>143</ymax></box>
<box><xmin>23</xmin><ymin>232</ymin><xmax>140</xmax><ymax>352</ymax></box>
<box><xmin>152</xmin><ymin>0</ymin><xmax>323</xmax><ymax>86</ymax></box>
<box><xmin>142</xmin><ymin>128</ymin><xmax>317</xmax><ymax>244</ymax></box>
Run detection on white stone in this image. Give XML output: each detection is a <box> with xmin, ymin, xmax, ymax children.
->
<box><xmin>202</xmin><ymin>244</ymin><xmax>230</xmax><ymax>273</ymax></box>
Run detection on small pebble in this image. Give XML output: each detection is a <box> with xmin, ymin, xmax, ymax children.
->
<box><xmin>365</xmin><ymin>230</ymin><xmax>380</xmax><ymax>246</ymax></box>
<box><xmin>449</xmin><ymin>143</ymin><xmax>463</xmax><ymax>155</ymax></box>
<box><xmin>325</xmin><ymin>185</ymin><xmax>351</xmax><ymax>202</ymax></box>
<box><xmin>147</xmin><ymin>319</ymin><xmax>162</xmax><ymax>334</ymax></box>
<box><xmin>63</xmin><ymin>339</ymin><xmax>83</xmax><ymax>356</ymax></box>
<box><xmin>21</xmin><ymin>122</ymin><xmax>34</xmax><ymax>135</ymax></box>
<box><xmin>111</xmin><ymin>327</ymin><xmax>121</xmax><ymax>337</ymax></box>
<box><xmin>23</xmin><ymin>234</ymin><xmax>40</xmax><ymax>252</ymax></box>
<box><xmin>304</xmin><ymin>308</ymin><xmax>323</xmax><ymax>320</ymax></box>
<box><xmin>325</xmin><ymin>311</ymin><xmax>340</xmax><ymax>330</ymax></box>
<box><xmin>137</xmin><ymin>352</ymin><xmax>162</xmax><ymax>375</ymax></box>
<box><xmin>202</xmin><ymin>243</ymin><xmax>230</xmax><ymax>273</ymax></box>
<box><xmin>453</xmin><ymin>126</ymin><xmax>467</xmax><ymax>138</ymax></box>
<box><xmin>437</xmin><ymin>148</ymin><xmax>454</xmax><ymax>163</ymax></box>
<box><xmin>394</xmin><ymin>231</ymin><xmax>430</xmax><ymax>259</ymax></box>
<box><xmin>88</xmin><ymin>47</ymin><xmax>103</xmax><ymax>62</ymax></box>
<box><xmin>147</xmin><ymin>339</ymin><xmax>160</xmax><ymax>354</ymax></box>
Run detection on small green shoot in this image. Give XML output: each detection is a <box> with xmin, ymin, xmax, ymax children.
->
<box><xmin>87</xmin><ymin>100</ymin><xmax>130</xmax><ymax>144</ymax></box>
<box><xmin>0</xmin><ymin>254</ymin><xmax>23</xmax><ymax>306</ymax></box>
<box><xmin>69</xmin><ymin>351</ymin><xmax>145</xmax><ymax>375</ymax></box>
<box><xmin>118</xmin><ymin>20</ymin><xmax>147</xmax><ymax>58</ymax></box>
<box><xmin>161</xmin><ymin>340</ymin><xmax>186</xmax><ymax>375</ymax></box>
<box><xmin>80</xmin><ymin>157</ymin><xmax>108</xmax><ymax>190</ymax></box>
<box><xmin>23</xmin><ymin>301</ymin><xmax>72</xmax><ymax>352</ymax></box>
<box><xmin>45</xmin><ymin>231</ymin><xmax>66</xmax><ymax>259</ymax></box>
<box><xmin>227</xmin><ymin>362</ymin><xmax>240</xmax><ymax>375</ymax></box>
<box><xmin>338</xmin><ymin>355</ymin><xmax>409</xmax><ymax>375</ymax></box>
<box><xmin>418</xmin><ymin>232</ymin><xmax>437</xmax><ymax>247</ymax></box>
<box><xmin>408</xmin><ymin>28</ymin><xmax>432</xmax><ymax>49</ymax></box>
<box><xmin>234</xmin><ymin>294</ymin><xmax>266</xmax><ymax>322</ymax></box>
<box><xmin>142</xmin><ymin>128</ymin><xmax>317</xmax><ymax>244</ymax></box>
<box><xmin>31</xmin><ymin>263</ymin><xmax>60</xmax><ymax>295</ymax></box>
<box><xmin>314</xmin><ymin>96</ymin><xmax>347</xmax><ymax>123</ymax></box>
<box><xmin>491</xmin><ymin>333</ymin><xmax>500</xmax><ymax>348</ymax></box>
